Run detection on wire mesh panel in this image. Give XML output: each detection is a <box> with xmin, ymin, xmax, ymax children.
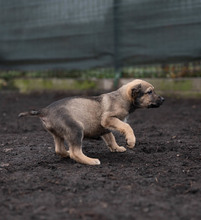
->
<box><xmin>118</xmin><ymin>0</ymin><xmax>201</xmax><ymax>66</ymax></box>
<box><xmin>0</xmin><ymin>0</ymin><xmax>114</xmax><ymax>70</ymax></box>
<box><xmin>0</xmin><ymin>0</ymin><xmax>201</xmax><ymax>70</ymax></box>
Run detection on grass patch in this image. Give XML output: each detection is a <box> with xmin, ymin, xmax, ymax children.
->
<box><xmin>13</xmin><ymin>78</ymin><xmax>97</xmax><ymax>93</ymax></box>
<box><xmin>0</xmin><ymin>60</ymin><xmax>201</xmax><ymax>81</ymax></box>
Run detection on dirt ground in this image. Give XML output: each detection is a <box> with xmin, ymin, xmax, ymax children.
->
<box><xmin>0</xmin><ymin>91</ymin><xmax>201</xmax><ymax>220</ymax></box>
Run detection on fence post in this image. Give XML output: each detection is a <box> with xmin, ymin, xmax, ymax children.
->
<box><xmin>113</xmin><ymin>0</ymin><xmax>122</xmax><ymax>89</ymax></box>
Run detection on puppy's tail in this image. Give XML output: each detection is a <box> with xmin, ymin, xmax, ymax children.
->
<box><xmin>18</xmin><ymin>110</ymin><xmax>42</xmax><ymax>118</ymax></box>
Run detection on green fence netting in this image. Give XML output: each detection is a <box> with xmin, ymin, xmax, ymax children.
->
<box><xmin>0</xmin><ymin>0</ymin><xmax>201</xmax><ymax>70</ymax></box>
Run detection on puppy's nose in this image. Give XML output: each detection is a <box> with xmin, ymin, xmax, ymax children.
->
<box><xmin>160</xmin><ymin>96</ymin><xmax>165</xmax><ymax>102</ymax></box>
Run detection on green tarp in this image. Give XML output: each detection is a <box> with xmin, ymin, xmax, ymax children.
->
<box><xmin>0</xmin><ymin>0</ymin><xmax>201</xmax><ymax>70</ymax></box>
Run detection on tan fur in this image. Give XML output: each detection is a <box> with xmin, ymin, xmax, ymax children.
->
<box><xmin>102</xmin><ymin>132</ymin><xmax>126</xmax><ymax>152</ymax></box>
<box><xmin>19</xmin><ymin>79</ymin><xmax>164</xmax><ymax>165</ymax></box>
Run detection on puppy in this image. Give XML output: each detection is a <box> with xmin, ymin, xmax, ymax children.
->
<box><xmin>19</xmin><ymin>79</ymin><xmax>164</xmax><ymax>165</ymax></box>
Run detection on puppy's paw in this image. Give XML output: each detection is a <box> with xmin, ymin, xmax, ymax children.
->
<box><xmin>110</xmin><ymin>146</ymin><xmax>126</xmax><ymax>152</ymax></box>
<box><xmin>87</xmin><ymin>158</ymin><xmax>101</xmax><ymax>165</ymax></box>
<box><xmin>126</xmin><ymin>136</ymin><xmax>136</xmax><ymax>149</ymax></box>
<box><xmin>116</xmin><ymin>146</ymin><xmax>127</xmax><ymax>152</ymax></box>
<box><xmin>70</xmin><ymin>153</ymin><xmax>101</xmax><ymax>165</ymax></box>
<box><xmin>56</xmin><ymin>150</ymin><xmax>70</xmax><ymax>158</ymax></box>
<box><xmin>61</xmin><ymin>150</ymin><xmax>70</xmax><ymax>158</ymax></box>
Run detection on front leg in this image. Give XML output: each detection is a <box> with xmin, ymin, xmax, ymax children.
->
<box><xmin>101</xmin><ymin>114</ymin><xmax>136</xmax><ymax>148</ymax></box>
<box><xmin>101</xmin><ymin>132</ymin><xmax>126</xmax><ymax>152</ymax></box>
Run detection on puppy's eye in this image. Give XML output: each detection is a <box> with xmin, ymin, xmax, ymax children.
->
<box><xmin>147</xmin><ymin>90</ymin><xmax>152</xmax><ymax>94</ymax></box>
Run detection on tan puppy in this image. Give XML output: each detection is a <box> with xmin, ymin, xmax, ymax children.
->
<box><xmin>19</xmin><ymin>79</ymin><xmax>164</xmax><ymax>165</ymax></box>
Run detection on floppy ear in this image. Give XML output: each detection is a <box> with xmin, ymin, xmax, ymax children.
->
<box><xmin>131</xmin><ymin>84</ymin><xmax>141</xmax><ymax>99</ymax></box>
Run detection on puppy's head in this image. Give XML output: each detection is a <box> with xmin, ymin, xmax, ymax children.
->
<box><xmin>126</xmin><ymin>79</ymin><xmax>164</xmax><ymax>109</ymax></box>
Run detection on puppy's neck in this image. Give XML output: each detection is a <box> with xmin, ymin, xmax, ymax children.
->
<box><xmin>118</xmin><ymin>86</ymin><xmax>138</xmax><ymax>113</ymax></box>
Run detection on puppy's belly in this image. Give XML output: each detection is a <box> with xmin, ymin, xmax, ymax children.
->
<box><xmin>83</xmin><ymin>125</ymin><xmax>110</xmax><ymax>138</ymax></box>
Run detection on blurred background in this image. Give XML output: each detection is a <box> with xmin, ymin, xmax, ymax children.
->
<box><xmin>0</xmin><ymin>0</ymin><xmax>201</xmax><ymax>95</ymax></box>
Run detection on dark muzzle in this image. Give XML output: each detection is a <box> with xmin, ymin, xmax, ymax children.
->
<box><xmin>148</xmin><ymin>96</ymin><xmax>165</xmax><ymax>108</ymax></box>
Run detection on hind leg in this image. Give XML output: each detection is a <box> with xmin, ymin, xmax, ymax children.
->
<box><xmin>65</xmin><ymin>126</ymin><xmax>100</xmax><ymax>165</ymax></box>
<box><xmin>53</xmin><ymin>135</ymin><xmax>69</xmax><ymax>158</ymax></box>
<box><xmin>69</xmin><ymin>145</ymin><xmax>100</xmax><ymax>165</ymax></box>
<box><xmin>101</xmin><ymin>132</ymin><xmax>126</xmax><ymax>152</ymax></box>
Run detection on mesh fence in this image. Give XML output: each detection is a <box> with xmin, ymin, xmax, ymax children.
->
<box><xmin>0</xmin><ymin>0</ymin><xmax>201</xmax><ymax>71</ymax></box>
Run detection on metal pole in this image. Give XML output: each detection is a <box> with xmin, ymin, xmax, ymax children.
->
<box><xmin>113</xmin><ymin>0</ymin><xmax>122</xmax><ymax>89</ymax></box>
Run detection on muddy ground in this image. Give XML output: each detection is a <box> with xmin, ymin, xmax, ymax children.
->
<box><xmin>0</xmin><ymin>91</ymin><xmax>201</xmax><ymax>220</ymax></box>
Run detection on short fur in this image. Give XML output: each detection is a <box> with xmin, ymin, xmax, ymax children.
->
<box><xmin>19</xmin><ymin>79</ymin><xmax>164</xmax><ymax>165</ymax></box>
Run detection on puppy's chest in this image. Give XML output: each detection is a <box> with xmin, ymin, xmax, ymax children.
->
<box><xmin>115</xmin><ymin>111</ymin><xmax>129</xmax><ymax>121</ymax></box>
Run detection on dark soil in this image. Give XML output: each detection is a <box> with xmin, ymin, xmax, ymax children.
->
<box><xmin>0</xmin><ymin>91</ymin><xmax>201</xmax><ymax>220</ymax></box>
